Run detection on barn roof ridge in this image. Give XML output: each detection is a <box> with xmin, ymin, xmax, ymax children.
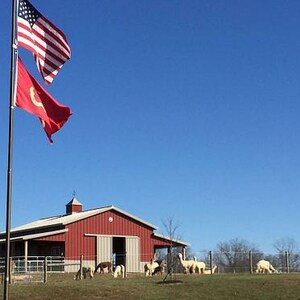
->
<box><xmin>5</xmin><ymin>204</ymin><xmax>158</xmax><ymax>234</ymax></box>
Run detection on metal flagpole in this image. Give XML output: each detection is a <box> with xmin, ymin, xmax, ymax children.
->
<box><xmin>4</xmin><ymin>0</ymin><xmax>18</xmax><ymax>299</ymax></box>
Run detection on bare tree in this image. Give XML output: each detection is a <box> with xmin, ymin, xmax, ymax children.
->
<box><xmin>214</xmin><ymin>238</ymin><xmax>263</xmax><ymax>273</ymax></box>
<box><xmin>162</xmin><ymin>216</ymin><xmax>180</xmax><ymax>250</ymax></box>
<box><xmin>273</xmin><ymin>237</ymin><xmax>298</xmax><ymax>253</ymax></box>
<box><xmin>161</xmin><ymin>216</ymin><xmax>181</xmax><ymax>281</ymax></box>
<box><xmin>273</xmin><ymin>237</ymin><xmax>300</xmax><ymax>272</ymax></box>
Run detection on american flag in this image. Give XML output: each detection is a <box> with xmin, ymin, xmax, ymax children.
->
<box><xmin>17</xmin><ymin>0</ymin><xmax>71</xmax><ymax>85</ymax></box>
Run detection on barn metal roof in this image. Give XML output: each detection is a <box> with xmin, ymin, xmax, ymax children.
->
<box><xmin>66</xmin><ymin>197</ymin><xmax>82</xmax><ymax>206</ymax></box>
<box><xmin>0</xmin><ymin>229</ymin><xmax>68</xmax><ymax>242</ymax></box>
<box><xmin>153</xmin><ymin>233</ymin><xmax>190</xmax><ymax>246</ymax></box>
<box><xmin>8</xmin><ymin>205</ymin><xmax>158</xmax><ymax>233</ymax></box>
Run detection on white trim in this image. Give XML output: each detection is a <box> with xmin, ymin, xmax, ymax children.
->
<box><xmin>85</xmin><ymin>233</ymin><xmax>139</xmax><ymax>238</ymax></box>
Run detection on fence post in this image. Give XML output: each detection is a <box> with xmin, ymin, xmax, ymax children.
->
<box><xmin>182</xmin><ymin>248</ymin><xmax>186</xmax><ymax>260</ymax></box>
<box><xmin>24</xmin><ymin>241</ymin><xmax>28</xmax><ymax>273</ymax></box>
<box><xmin>209</xmin><ymin>251</ymin><xmax>213</xmax><ymax>274</ymax></box>
<box><xmin>80</xmin><ymin>255</ymin><xmax>83</xmax><ymax>280</ymax></box>
<box><xmin>285</xmin><ymin>251</ymin><xmax>289</xmax><ymax>273</ymax></box>
<box><xmin>249</xmin><ymin>251</ymin><xmax>253</xmax><ymax>274</ymax></box>
<box><xmin>44</xmin><ymin>256</ymin><xmax>47</xmax><ymax>283</ymax></box>
<box><xmin>9</xmin><ymin>257</ymin><xmax>13</xmax><ymax>284</ymax></box>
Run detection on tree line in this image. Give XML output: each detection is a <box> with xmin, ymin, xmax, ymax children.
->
<box><xmin>194</xmin><ymin>237</ymin><xmax>300</xmax><ymax>273</ymax></box>
<box><xmin>161</xmin><ymin>217</ymin><xmax>300</xmax><ymax>273</ymax></box>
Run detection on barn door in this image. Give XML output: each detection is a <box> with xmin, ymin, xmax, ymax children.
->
<box><xmin>125</xmin><ymin>236</ymin><xmax>140</xmax><ymax>272</ymax></box>
<box><xmin>96</xmin><ymin>236</ymin><xmax>112</xmax><ymax>265</ymax></box>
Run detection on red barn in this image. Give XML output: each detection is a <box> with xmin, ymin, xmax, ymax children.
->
<box><xmin>0</xmin><ymin>198</ymin><xmax>188</xmax><ymax>272</ymax></box>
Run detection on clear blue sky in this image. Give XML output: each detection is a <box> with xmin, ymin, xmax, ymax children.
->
<box><xmin>0</xmin><ymin>0</ymin><xmax>300</xmax><ymax>255</ymax></box>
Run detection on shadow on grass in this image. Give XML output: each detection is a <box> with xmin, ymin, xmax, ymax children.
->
<box><xmin>156</xmin><ymin>280</ymin><xmax>183</xmax><ymax>285</ymax></box>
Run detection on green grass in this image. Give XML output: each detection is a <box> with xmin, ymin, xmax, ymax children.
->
<box><xmin>2</xmin><ymin>273</ymin><xmax>300</xmax><ymax>300</ymax></box>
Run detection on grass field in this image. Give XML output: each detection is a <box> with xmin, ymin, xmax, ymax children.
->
<box><xmin>2</xmin><ymin>272</ymin><xmax>300</xmax><ymax>300</ymax></box>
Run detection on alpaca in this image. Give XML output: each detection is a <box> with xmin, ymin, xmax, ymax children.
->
<box><xmin>74</xmin><ymin>265</ymin><xmax>95</xmax><ymax>280</ymax></box>
<box><xmin>113</xmin><ymin>265</ymin><xmax>125</xmax><ymax>278</ymax></box>
<box><xmin>152</xmin><ymin>260</ymin><xmax>166</xmax><ymax>275</ymax></box>
<box><xmin>11</xmin><ymin>274</ymin><xmax>33</xmax><ymax>283</ymax></box>
<box><xmin>255</xmin><ymin>260</ymin><xmax>277</xmax><ymax>274</ymax></box>
<box><xmin>193</xmin><ymin>256</ymin><xmax>206</xmax><ymax>274</ymax></box>
<box><xmin>144</xmin><ymin>259</ymin><xmax>159</xmax><ymax>277</ymax></box>
<box><xmin>178</xmin><ymin>253</ymin><xmax>196</xmax><ymax>274</ymax></box>
<box><xmin>95</xmin><ymin>261</ymin><xmax>112</xmax><ymax>273</ymax></box>
<box><xmin>203</xmin><ymin>265</ymin><xmax>218</xmax><ymax>274</ymax></box>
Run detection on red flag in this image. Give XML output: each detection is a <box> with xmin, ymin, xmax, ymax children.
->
<box><xmin>17</xmin><ymin>0</ymin><xmax>71</xmax><ymax>85</ymax></box>
<box><xmin>16</xmin><ymin>57</ymin><xmax>72</xmax><ymax>143</ymax></box>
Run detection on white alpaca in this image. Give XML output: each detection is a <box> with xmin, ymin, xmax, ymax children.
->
<box><xmin>178</xmin><ymin>253</ymin><xmax>196</xmax><ymax>274</ymax></box>
<box><xmin>113</xmin><ymin>265</ymin><xmax>125</xmax><ymax>278</ymax></box>
<box><xmin>203</xmin><ymin>265</ymin><xmax>218</xmax><ymax>274</ymax></box>
<box><xmin>144</xmin><ymin>259</ymin><xmax>159</xmax><ymax>277</ymax></box>
<box><xmin>255</xmin><ymin>260</ymin><xmax>277</xmax><ymax>274</ymax></box>
<box><xmin>74</xmin><ymin>265</ymin><xmax>95</xmax><ymax>280</ymax></box>
<box><xmin>193</xmin><ymin>256</ymin><xmax>206</xmax><ymax>274</ymax></box>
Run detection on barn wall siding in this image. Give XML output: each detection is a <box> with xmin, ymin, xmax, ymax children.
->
<box><xmin>30</xmin><ymin>209</ymin><xmax>179</xmax><ymax>264</ymax></box>
<box><xmin>61</xmin><ymin>210</ymin><xmax>157</xmax><ymax>260</ymax></box>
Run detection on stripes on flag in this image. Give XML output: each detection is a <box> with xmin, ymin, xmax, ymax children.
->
<box><xmin>17</xmin><ymin>0</ymin><xmax>71</xmax><ymax>85</ymax></box>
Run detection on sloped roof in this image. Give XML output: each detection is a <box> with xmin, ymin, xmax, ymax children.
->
<box><xmin>153</xmin><ymin>233</ymin><xmax>189</xmax><ymax>246</ymax></box>
<box><xmin>0</xmin><ymin>229</ymin><xmax>68</xmax><ymax>242</ymax></box>
<box><xmin>8</xmin><ymin>205</ymin><xmax>158</xmax><ymax>234</ymax></box>
<box><xmin>66</xmin><ymin>197</ymin><xmax>82</xmax><ymax>206</ymax></box>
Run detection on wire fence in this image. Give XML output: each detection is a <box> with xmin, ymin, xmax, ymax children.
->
<box><xmin>156</xmin><ymin>249</ymin><xmax>300</xmax><ymax>274</ymax></box>
<box><xmin>0</xmin><ymin>250</ymin><xmax>299</xmax><ymax>284</ymax></box>
<box><xmin>187</xmin><ymin>250</ymin><xmax>300</xmax><ymax>273</ymax></box>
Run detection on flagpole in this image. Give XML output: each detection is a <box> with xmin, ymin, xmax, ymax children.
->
<box><xmin>4</xmin><ymin>0</ymin><xmax>18</xmax><ymax>299</ymax></box>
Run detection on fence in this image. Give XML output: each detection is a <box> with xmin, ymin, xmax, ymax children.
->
<box><xmin>0</xmin><ymin>256</ymin><xmax>70</xmax><ymax>284</ymax></box>
<box><xmin>190</xmin><ymin>250</ymin><xmax>300</xmax><ymax>273</ymax></box>
<box><xmin>0</xmin><ymin>251</ymin><xmax>299</xmax><ymax>284</ymax></box>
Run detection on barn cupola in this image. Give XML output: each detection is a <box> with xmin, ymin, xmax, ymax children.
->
<box><xmin>66</xmin><ymin>197</ymin><xmax>83</xmax><ymax>214</ymax></box>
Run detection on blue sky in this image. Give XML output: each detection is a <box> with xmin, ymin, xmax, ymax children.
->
<box><xmin>0</xmin><ymin>0</ymin><xmax>300</xmax><ymax>255</ymax></box>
